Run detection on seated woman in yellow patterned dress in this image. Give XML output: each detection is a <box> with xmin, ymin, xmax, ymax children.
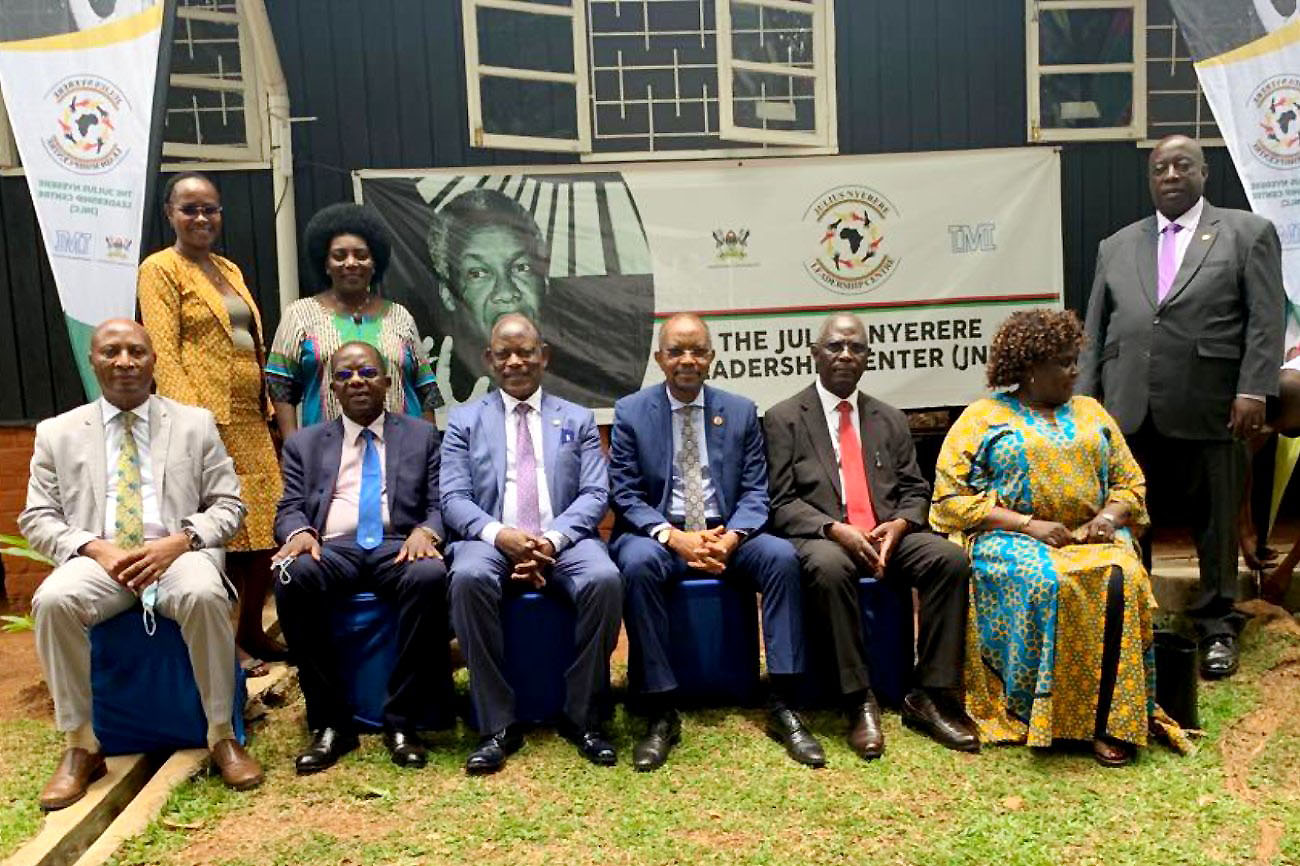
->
<box><xmin>930</xmin><ymin>309</ymin><xmax>1189</xmax><ymax>766</ymax></box>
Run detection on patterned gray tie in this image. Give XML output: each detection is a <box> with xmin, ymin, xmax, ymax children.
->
<box><xmin>678</xmin><ymin>405</ymin><xmax>707</xmax><ymax>531</ymax></box>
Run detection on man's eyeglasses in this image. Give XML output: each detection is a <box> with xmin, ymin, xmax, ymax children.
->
<box><xmin>332</xmin><ymin>366</ymin><xmax>381</xmax><ymax>383</ymax></box>
<box><xmin>174</xmin><ymin>204</ymin><xmax>222</xmax><ymax>217</ymax></box>
<box><xmin>821</xmin><ymin>340</ymin><xmax>868</xmax><ymax>355</ymax></box>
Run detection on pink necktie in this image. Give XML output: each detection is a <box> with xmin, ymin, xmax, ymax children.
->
<box><xmin>514</xmin><ymin>403</ymin><xmax>541</xmax><ymax>534</ymax></box>
<box><xmin>1157</xmin><ymin>223</ymin><xmax>1183</xmax><ymax>302</ymax></box>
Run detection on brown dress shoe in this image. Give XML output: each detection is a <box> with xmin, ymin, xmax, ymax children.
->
<box><xmin>39</xmin><ymin>748</ymin><xmax>106</xmax><ymax>811</ymax></box>
<box><xmin>901</xmin><ymin>689</ymin><xmax>980</xmax><ymax>753</ymax></box>
<box><xmin>846</xmin><ymin>692</ymin><xmax>884</xmax><ymax>760</ymax></box>
<box><xmin>211</xmin><ymin>739</ymin><xmax>263</xmax><ymax>790</ymax></box>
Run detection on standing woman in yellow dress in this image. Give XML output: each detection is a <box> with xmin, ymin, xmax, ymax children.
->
<box><xmin>137</xmin><ymin>171</ymin><xmax>283</xmax><ymax>671</ymax></box>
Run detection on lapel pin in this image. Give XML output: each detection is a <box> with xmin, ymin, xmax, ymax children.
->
<box><xmin>1201</xmin><ymin>233</ymin><xmax>1212</xmax><ymax>241</ymax></box>
<box><xmin>712</xmin><ymin>415</ymin><xmax>724</xmax><ymax>426</ymax></box>
<box><xmin>552</xmin><ymin>417</ymin><xmax>561</xmax><ymax>425</ymax></box>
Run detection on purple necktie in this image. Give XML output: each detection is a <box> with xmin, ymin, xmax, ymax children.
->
<box><xmin>1157</xmin><ymin>222</ymin><xmax>1183</xmax><ymax>302</ymax></box>
<box><xmin>514</xmin><ymin>402</ymin><xmax>541</xmax><ymax>534</ymax></box>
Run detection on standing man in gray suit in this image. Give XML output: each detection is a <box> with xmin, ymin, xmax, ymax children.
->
<box><xmin>1078</xmin><ymin>135</ymin><xmax>1285</xmax><ymax>679</ymax></box>
<box><xmin>21</xmin><ymin>319</ymin><xmax>262</xmax><ymax>810</ymax></box>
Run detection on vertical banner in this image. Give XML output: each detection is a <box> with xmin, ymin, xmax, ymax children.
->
<box><xmin>1168</xmin><ymin>1</ymin><xmax>1300</xmax><ymax>358</ymax></box>
<box><xmin>0</xmin><ymin>0</ymin><xmax>168</xmax><ymax>397</ymax></box>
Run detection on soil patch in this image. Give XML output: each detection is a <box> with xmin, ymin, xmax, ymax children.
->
<box><xmin>0</xmin><ymin>630</ymin><xmax>51</xmax><ymax>721</ymax></box>
<box><xmin>1220</xmin><ymin>645</ymin><xmax>1300</xmax><ymax>803</ymax></box>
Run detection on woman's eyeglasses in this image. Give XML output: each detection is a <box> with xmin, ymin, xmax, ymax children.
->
<box><xmin>174</xmin><ymin>204</ymin><xmax>222</xmax><ymax>217</ymax></box>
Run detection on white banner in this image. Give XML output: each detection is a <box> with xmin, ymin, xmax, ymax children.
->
<box><xmin>357</xmin><ymin>148</ymin><xmax>1063</xmax><ymax>420</ymax></box>
<box><xmin>0</xmin><ymin>2</ymin><xmax>165</xmax><ymax>394</ymax></box>
<box><xmin>1169</xmin><ymin>1</ymin><xmax>1300</xmax><ymax>359</ymax></box>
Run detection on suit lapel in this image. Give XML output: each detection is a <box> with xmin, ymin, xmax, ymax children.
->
<box><xmin>85</xmin><ymin>404</ymin><xmax>107</xmax><ymax>530</ymax></box>
<box><xmin>383</xmin><ymin>413</ymin><xmax>402</xmax><ymax>515</ymax></box>
<box><xmin>184</xmin><ymin>254</ymin><xmax>234</xmax><ymax>339</ymax></box>
<box><xmin>798</xmin><ymin>385</ymin><xmax>842</xmax><ymax>503</ymax></box>
<box><xmin>1162</xmin><ymin>207</ymin><xmax>1222</xmax><ymax>308</ymax></box>
<box><xmin>485</xmin><ymin>392</ymin><xmax>507</xmax><ymax>504</ymax></box>
<box><xmin>651</xmin><ymin>387</ymin><xmax>673</xmax><ymax>512</ymax></box>
<box><xmin>1136</xmin><ymin>216</ymin><xmax>1159</xmax><ymax>310</ymax></box>
<box><xmin>858</xmin><ymin>393</ymin><xmax>884</xmax><ymax>505</ymax></box>
<box><xmin>149</xmin><ymin>397</ymin><xmax>171</xmax><ymax>513</ymax></box>
<box><xmin>702</xmin><ymin>387</ymin><xmax>727</xmax><ymax>516</ymax></box>
<box><xmin>541</xmin><ymin>393</ymin><xmax>562</xmax><ymax>507</ymax></box>
<box><xmin>318</xmin><ymin>420</ymin><xmax>344</xmax><ymax>528</ymax></box>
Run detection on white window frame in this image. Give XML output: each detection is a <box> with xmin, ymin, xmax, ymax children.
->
<box><xmin>1026</xmin><ymin>0</ymin><xmax>1146</xmax><ymax>142</ymax></box>
<box><xmin>462</xmin><ymin>0</ymin><xmax>592</xmax><ymax>154</ymax></box>
<box><xmin>1140</xmin><ymin>7</ymin><xmax>1223</xmax><ymax>147</ymax></box>
<box><xmin>163</xmin><ymin>2</ymin><xmax>266</xmax><ymax>162</ymax></box>
<box><xmin>715</xmin><ymin>0</ymin><xmax>832</xmax><ymax>148</ymax></box>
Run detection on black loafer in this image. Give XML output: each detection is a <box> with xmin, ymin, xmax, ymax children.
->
<box><xmin>900</xmin><ymin>690</ymin><xmax>980</xmax><ymax>753</ymax></box>
<box><xmin>383</xmin><ymin>729</ymin><xmax>428</xmax><ymax>769</ymax></box>
<box><xmin>560</xmin><ymin>723</ymin><xmax>617</xmax><ymax>767</ymax></box>
<box><xmin>766</xmin><ymin>704</ymin><xmax>826</xmax><ymax>768</ymax></box>
<box><xmin>465</xmin><ymin>727</ymin><xmax>524</xmax><ymax>775</ymax></box>
<box><xmin>294</xmin><ymin>727</ymin><xmax>359</xmax><ymax>775</ymax></box>
<box><xmin>633</xmin><ymin>710</ymin><xmax>681</xmax><ymax>772</ymax></box>
<box><xmin>1200</xmin><ymin>635</ymin><xmax>1239</xmax><ymax>679</ymax></box>
<box><xmin>846</xmin><ymin>693</ymin><xmax>884</xmax><ymax>761</ymax></box>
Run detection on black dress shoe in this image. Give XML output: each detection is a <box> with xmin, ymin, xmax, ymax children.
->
<box><xmin>383</xmin><ymin>729</ymin><xmax>428</xmax><ymax>769</ymax></box>
<box><xmin>846</xmin><ymin>693</ymin><xmax>884</xmax><ymax>760</ymax></box>
<box><xmin>294</xmin><ymin>727</ymin><xmax>360</xmax><ymax>775</ymax></box>
<box><xmin>633</xmin><ymin>710</ymin><xmax>681</xmax><ymax>772</ymax></box>
<box><xmin>1200</xmin><ymin>635</ymin><xmax>1239</xmax><ymax>679</ymax></box>
<box><xmin>900</xmin><ymin>689</ymin><xmax>980</xmax><ymax>753</ymax></box>
<box><xmin>559</xmin><ymin>723</ymin><xmax>617</xmax><ymax>767</ymax></box>
<box><xmin>465</xmin><ymin>727</ymin><xmax>524</xmax><ymax>775</ymax></box>
<box><xmin>766</xmin><ymin>704</ymin><xmax>826</xmax><ymax>768</ymax></box>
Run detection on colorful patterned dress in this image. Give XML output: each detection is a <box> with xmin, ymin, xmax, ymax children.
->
<box><xmin>930</xmin><ymin>394</ymin><xmax>1189</xmax><ymax>752</ymax></box>
<box><xmin>265</xmin><ymin>296</ymin><xmax>437</xmax><ymax>426</ymax></box>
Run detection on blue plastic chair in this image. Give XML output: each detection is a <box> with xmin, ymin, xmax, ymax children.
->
<box><xmin>328</xmin><ymin>591</ymin><xmax>398</xmax><ymax>731</ymax></box>
<box><xmin>800</xmin><ymin>577</ymin><xmax>914</xmax><ymax>708</ymax></box>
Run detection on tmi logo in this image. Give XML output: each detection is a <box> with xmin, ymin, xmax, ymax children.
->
<box><xmin>948</xmin><ymin>223</ymin><xmax>996</xmax><ymax>253</ymax></box>
<box><xmin>54</xmin><ymin>230</ymin><xmax>92</xmax><ymax>256</ymax></box>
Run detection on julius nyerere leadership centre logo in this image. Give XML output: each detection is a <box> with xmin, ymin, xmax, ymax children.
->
<box><xmin>803</xmin><ymin>185</ymin><xmax>900</xmax><ymax>295</ymax></box>
<box><xmin>43</xmin><ymin>75</ymin><xmax>130</xmax><ymax>174</ymax></box>
<box><xmin>1250</xmin><ymin>74</ymin><xmax>1300</xmax><ymax>170</ymax></box>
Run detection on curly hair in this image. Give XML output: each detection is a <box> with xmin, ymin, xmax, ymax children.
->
<box><xmin>986</xmin><ymin>308</ymin><xmax>1084</xmax><ymax>388</ymax></box>
<box><xmin>426</xmin><ymin>188</ymin><xmax>546</xmax><ymax>295</ymax></box>
<box><xmin>302</xmin><ymin>202</ymin><xmax>393</xmax><ymax>289</ymax></box>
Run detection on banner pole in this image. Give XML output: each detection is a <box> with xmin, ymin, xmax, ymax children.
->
<box><xmin>138</xmin><ymin>0</ymin><xmax>177</xmax><ymax>258</ymax></box>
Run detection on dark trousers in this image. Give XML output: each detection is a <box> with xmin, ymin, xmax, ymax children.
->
<box><xmin>613</xmin><ymin>531</ymin><xmax>805</xmax><ymax>695</ymax></box>
<box><xmin>793</xmin><ymin>531</ymin><xmax>968</xmax><ymax>696</ymax></box>
<box><xmin>448</xmin><ymin>538</ymin><xmax>622</xmax><ymax>735</ymax></box>
<box><xmin>272</xmin><ymin>535</ymin><xmax>451</xmax><ymax>731</ymax></box>
<box><xmin>1128</xmin><ymin>420</ymin><xmax>1247</xmax><ymax>639</ymax></box>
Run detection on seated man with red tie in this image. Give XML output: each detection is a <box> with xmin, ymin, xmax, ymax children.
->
<box><xmin>271</xmin><ymin>341</ymin><xmax>450</xmax><ymax>774</ymax></box>
<box><xmin>763</xmin><ymin>313</ymin><xmax>978</xmax><ymax>760</ymax></box>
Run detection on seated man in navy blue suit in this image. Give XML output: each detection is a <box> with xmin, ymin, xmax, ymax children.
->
<box><xmin>443</xmin><ymin>313</ymin><xmax>622</xmax><ymax>774</ymax></box>
<box><xmin>610</xmin><ymin>313</ymin><xmax>823</xmax><ymax>771</ymax></box>
<box><xmin>271</xmin><ymin>341</ymin><xmax>450</xmax><ymax>774</ymax></box>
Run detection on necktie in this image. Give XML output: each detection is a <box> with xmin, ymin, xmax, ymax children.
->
<box><xmin>113</xmin><ymin>413</ymin><xmax>144</xmax><ymax>549</ymax></box>
<box><xmin>515</xmin><ymin>403</ymin><xmax>541</xmax><ymax>534</ymax></box>
<box><xmin>1157</xmin><ymin>222</ymin><xmax>1183</xmax><ymax>302</ymax></box>
<box><xmin>357</xmin><ymin>428</ymin><xmax>383</xmax><ymax>550</ymax></box>
<box><xmin>836</xmin><ymin>401</ymin><xmax>877</xmax><ymax>531</ymax></box>
<box><xmin>678</xmin><ymin>405</ymin><xmax>707</xmax><ymax>531</ymax></box>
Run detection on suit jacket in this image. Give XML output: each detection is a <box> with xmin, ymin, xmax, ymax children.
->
<box><xmin>763</xmin><ymin>384</ymin><xmax>930</xmax><ymax>539</ymax></box>
<box><xmin>609</xmin><ymin>383</ymin><xmax>769</xmax><ymax>539</ymax></box>
<box><xmin>440</xmin><ymin>390</ymin><xmax>607</xmax><ymax>544</ymax></box>
<box><xmin>19</xmin><ymin>395</ymin><xmax>246</xmax><ymax>566</ymax></box>
<box><xmin>138</xmin><ymin>248</ymin><xmax>272</xmax><ymax>425</ymax></box>
<box><xmin>1077</xmin><ymin>202</ymin><xmax>1284</xmax><ymax>440</ymax></box>
<box><xmin>273</xmin><ymin>412</ymin><xmax>444</xmax><ymax>544</ymax></box>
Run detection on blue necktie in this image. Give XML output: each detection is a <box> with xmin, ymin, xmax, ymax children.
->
<box><xmin>357</xmin><ymin>428</ymin><xmax>382</xmax><ymax>550</ymax></box>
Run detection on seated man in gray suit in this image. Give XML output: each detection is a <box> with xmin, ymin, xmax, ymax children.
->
<box><xmin>21</xmin><ymin>319</ymin><xmax>261</xmax><ymax>811</ymax></box>
<box><xmin>442</xmin><ymin>313</ymin><xmax>622</xmax><ymax>774</ymax></box>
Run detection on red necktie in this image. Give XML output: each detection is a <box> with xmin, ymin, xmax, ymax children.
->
<box><xmin>836</xmin><ymin>401</ymin><xmax>877</xmax><ymax>531</ymax></box>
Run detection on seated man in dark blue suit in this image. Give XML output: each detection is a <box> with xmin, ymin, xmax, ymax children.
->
<box><xmin>271</xmin><ymin>341</ymin><xmax>450</xmax><ymax>774</ymax></box>
<box><xmin>610</xmin><ymin>313</ymin><xmax>823</xmax><ymax>771</ymax></box>
<box><xmin>442</xmin><ymin>313</ymin><xmax>622</xmax><ymax>774</ymax></box>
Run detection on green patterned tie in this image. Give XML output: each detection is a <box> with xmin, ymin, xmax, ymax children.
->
<box><xmin>113</xmin><ymin>413</ymin><xmax>144</xmax><ymax>550</ymax></box>
<box><xmin>678</xmin><ymin>405</ymin><xmax>707</xmax><ymax>531</ymax></box>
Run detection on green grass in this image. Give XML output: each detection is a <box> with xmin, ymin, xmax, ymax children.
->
<box><xmin>0</xmin><ymin>721</ymin><xmax>63</xmax><ymax>859</ymax></box>
<box><xmin>5</xmin><ymin>623</ymin><xmax>1299</xmax><ymax>866</ymax></box>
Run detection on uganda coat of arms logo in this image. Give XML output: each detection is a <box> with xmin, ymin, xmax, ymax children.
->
<box><xmin>1250</xmin><ymin>74</ymin><xmax>1300</xmax><ymax>170</ymax></box>
<box><xmin>42</xmin><ymin>75</ymin><xmax>130</xmax><ymax>174</ymax></box>
<box><xmin>803</xmin><ymin>185</ymin><xmax>900</xmax><ymax>295</ymax></box>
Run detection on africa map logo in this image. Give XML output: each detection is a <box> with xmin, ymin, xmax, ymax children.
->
<box><xmin>803</xmin><ymin>185</ymin><xmax>900</xmax><ymax>295</ymax></box>
<box><xmin>1250</xmin><ymin>74</ymin><xmax>1300</xmax><ymax>170</ymax></box>
<box><xmin>42</xmin><ymin>75</ymin><xmax>130</xmax><ymax>174</ymax></box>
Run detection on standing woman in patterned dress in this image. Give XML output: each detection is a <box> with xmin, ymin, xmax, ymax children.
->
<box><xmin>265</xmin><ymin>202</ymin><xmax>438</xmax><ymax>439</ymax></box>
<box><xmin>137</xmin><ymin>171</ymin><xmax>285</xmax><ymax>671</ymax></box>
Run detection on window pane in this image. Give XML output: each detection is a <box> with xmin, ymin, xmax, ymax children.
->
<box><xmin>730</xmin><ymin>4</ymin><xmax>814</xmax><ymax>68</ymax></box>
<box><xmin>1038</xmin><ymin>73</ymin><xmax>1132</xmax><ymax>128</ymax></box>
<box><xmin>1038</xmin><ymin>9</ymin><xmax>1133</xmax><ymax>65</ymax></box>
<box><xmin>480</xmin><ymin>77</ymin><xmax>578</xmax><ymax>140</ymax></box>
<box><xmin>164</xmin><ymin>86</ymin><xmax>247</xmax><ymax>146</ymax></box>
<box><xmin>730</xmin><ymin>69</ymin><xmax>815</xmax><ymax>132</ymax></box>
<box><xmin>477</xmin><ymin>7</ymin><xmax>574</xmax><ymax>74</ymax></box>
<box><xmin>172</xmin><ymin>16</ymin><xmax>243</xmax><ymax>81</ymax></box>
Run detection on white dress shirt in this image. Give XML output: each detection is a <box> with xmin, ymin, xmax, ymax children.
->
<box><xmin>100</xmin><ymin>397</ymin><xmax>165</xmax><ymax>541</ymax></box>
<box><xmin>813</xmin><ymin>378</ymin><xmax>857</xmax><ymax>509</ymax></box>
<box><xmin>323</xmin><ymin>412</ymin><xmax>391</xmax><ymax>540</ymax></box>
<box><xmin>481</xmin><ymin>389</ymin><xmax>569</xmax><ymax>552</ymax></box>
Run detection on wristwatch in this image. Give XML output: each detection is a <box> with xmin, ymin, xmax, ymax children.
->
<box><xmin>182</xmin><ymin>527</ymin><xmax>204</xmax><ymax>551</ymax></box>
<box><xmin>654</xmin><ymin>526</ymin><xmax>672</xmax><ymax>545</ymax></box>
